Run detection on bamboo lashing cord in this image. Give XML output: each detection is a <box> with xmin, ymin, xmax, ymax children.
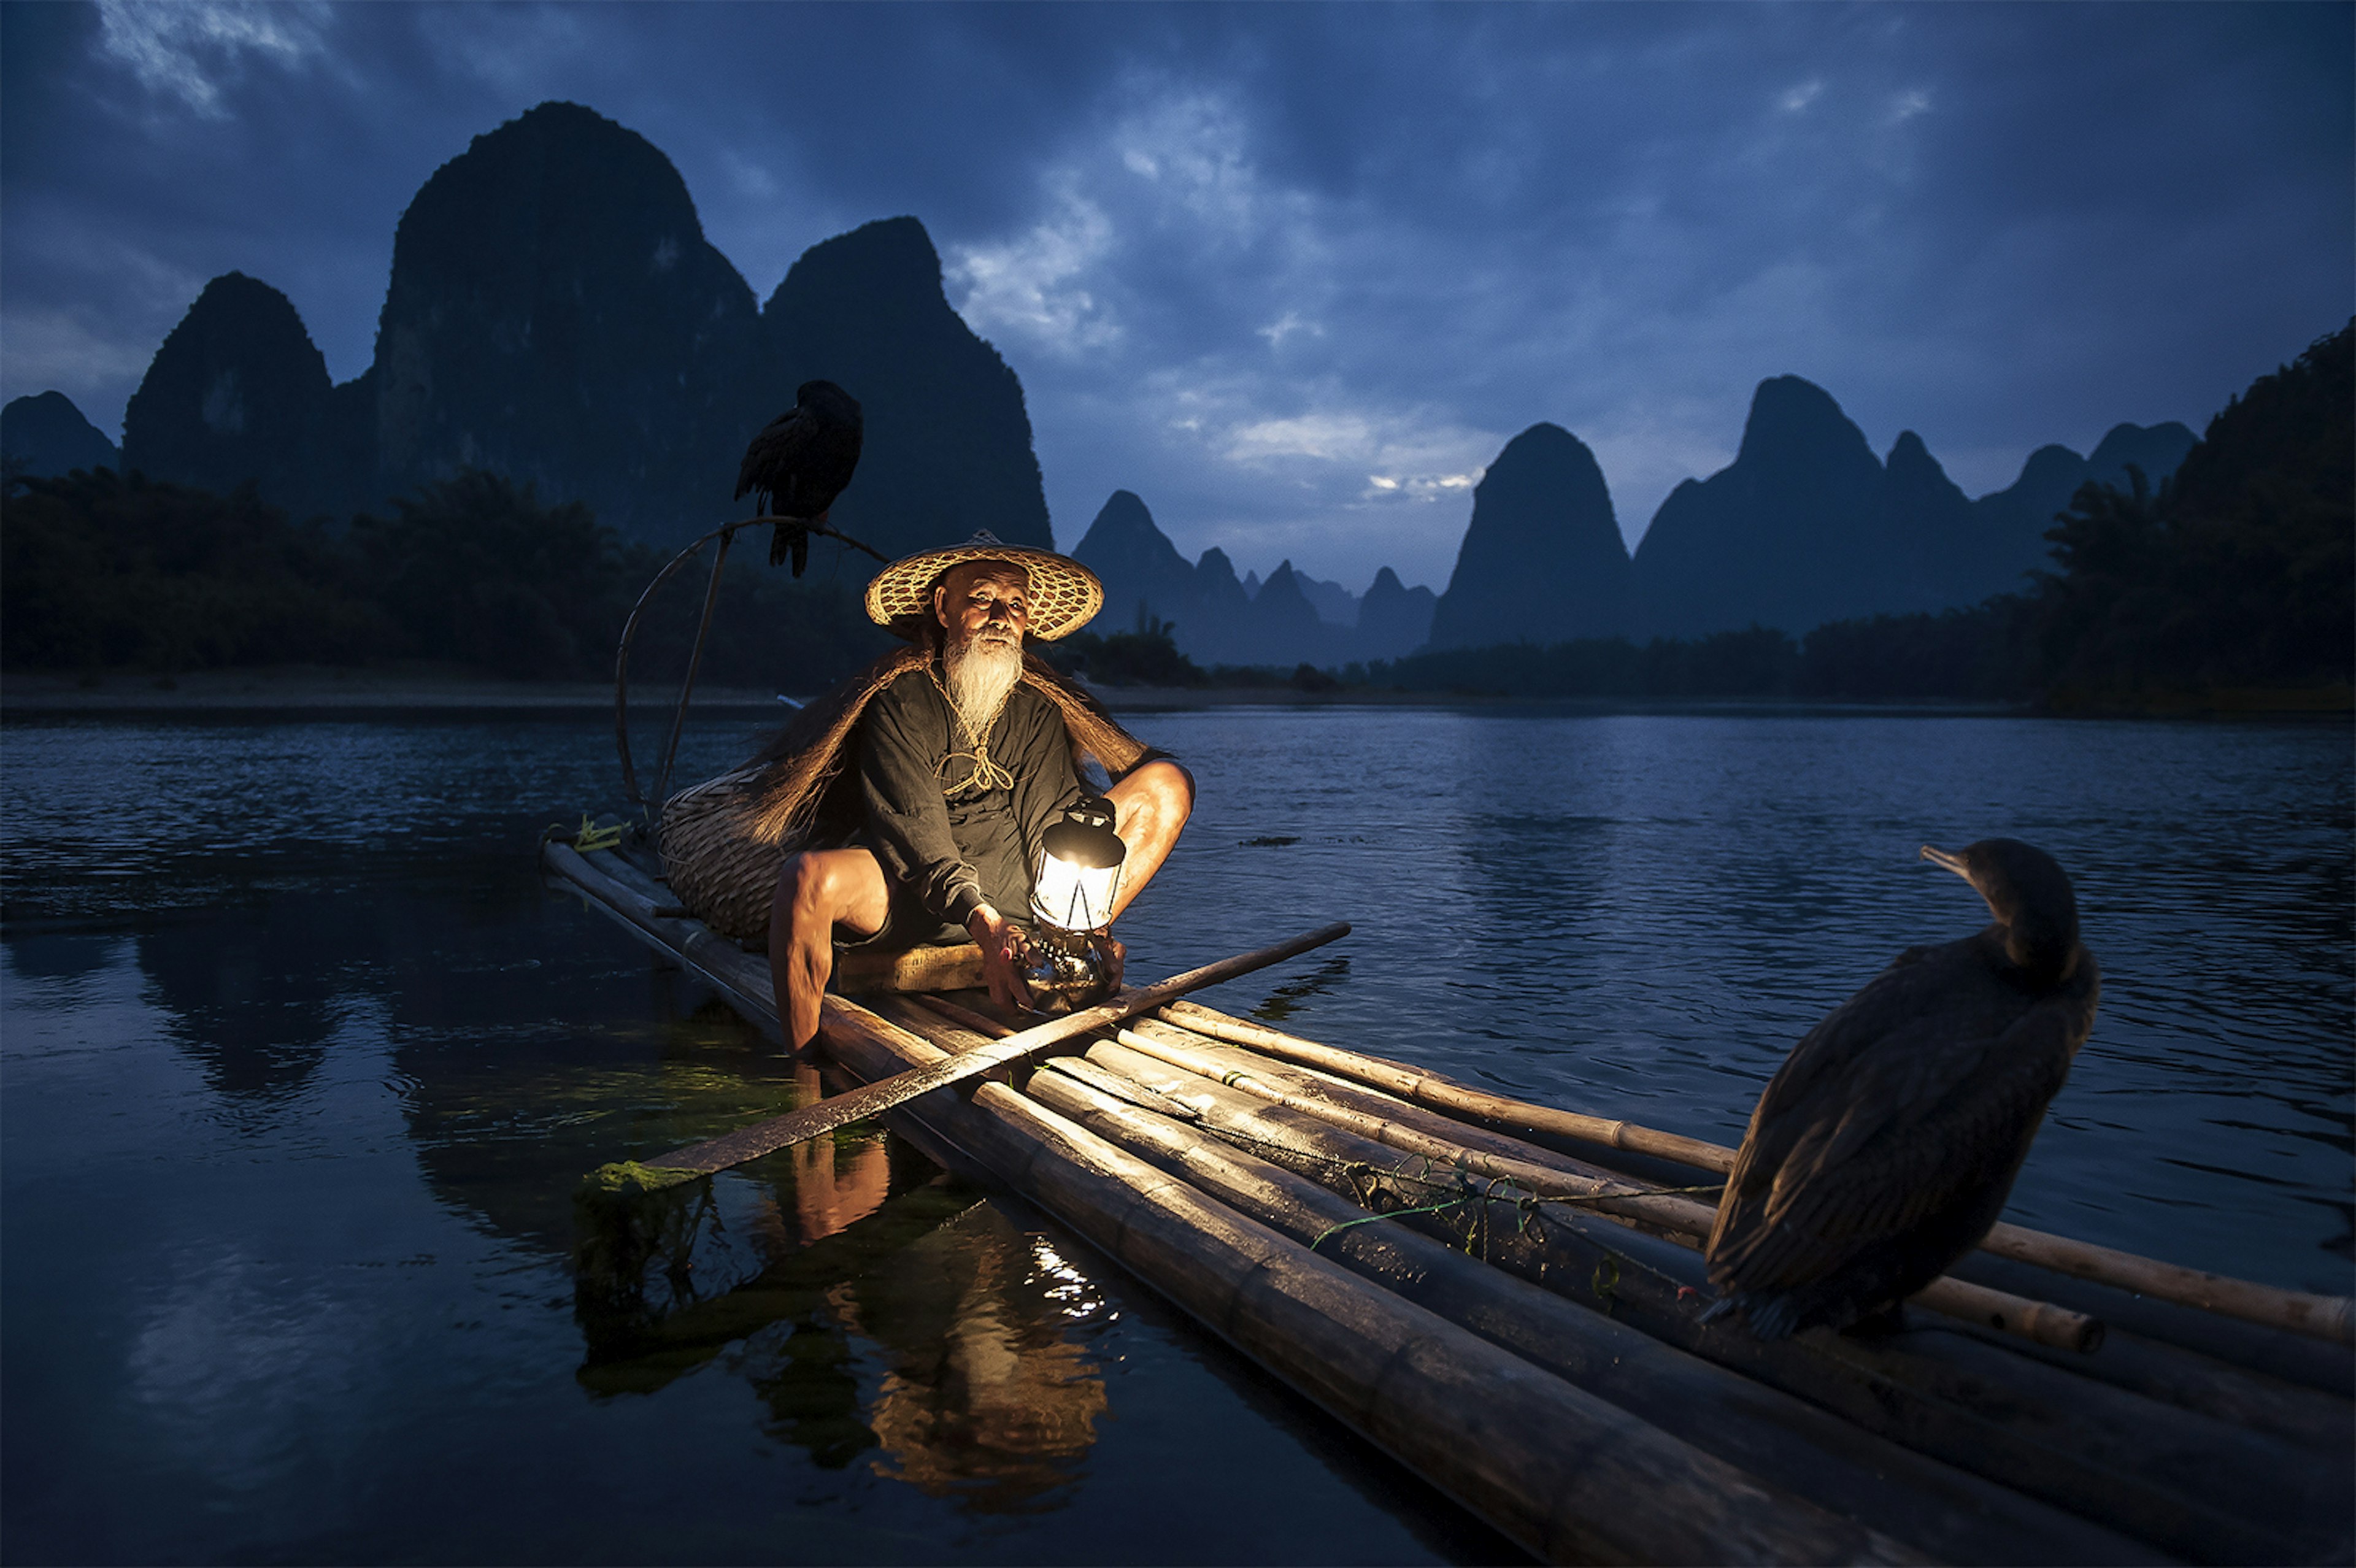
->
<box><xmin>1158</xmin><ymin>999</ymin><xmax>2356</xmax><ymax>1348</ymax></box>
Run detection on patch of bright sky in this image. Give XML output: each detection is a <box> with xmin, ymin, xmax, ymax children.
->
<box><xmin>94</xmin><ymin>0</ymin><xmax>329</xmax><ymax>118</ymax></box>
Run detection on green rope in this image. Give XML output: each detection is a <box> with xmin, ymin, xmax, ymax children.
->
<box><xmin>1193</xmin><ymin>1118</ymin><xmax>1725</xmax><ymax>1279</ymax></box>
<box><xmin>574</xmin><ymin>814</ymin><xmax>625</xmax><ymax>853</ymax></box>
<box><xmin>1309</xmin><ymin>1197</ymin><xmax>1469</xmax><ymax>1251</ymax></box>
<box><xmin>543</xmin><ymin>813</ymin><xmax>625</xmax><ymax>852</ymax></box>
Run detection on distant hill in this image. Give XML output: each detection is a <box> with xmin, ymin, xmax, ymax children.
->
<box><xmin>1427</xmin><ymin>422</ymin><xmax>1630</xmax><ymax>648</ymax></box>
<box><xmin>2</xmin><ymin>391</ymin><xmax>120</xmax><ymax>478</ymax></box>
<box><xmin>121</xmin><ymin>272</ymin><xmax>348</xmax><ymax>520</ymax></box>
<box><xmin>1070</xmin><ymin>488</ymin><xmax>1431</xmax><ymax>666</ymax></box>
<box><xmin>1632</xmin><ymin>377</ymin><xmax>1908</xmax><ymax>639</ymax></box>
<box><xmin>1294</xmin><ymin>571</ymin><xmax>1358</xmax><ymax>626</ymax></box>
<box><xmin>1967</xmin><ymin>422</ymin><xmax>2198</xmax><ymax>601</ymax></box>
<box><xmin>1073</xmin><ymin>489</ymin><xmax>1200</xmax><ymax>630</ymax></box>
<box><xmin>756</xmin><ymin>218</ymin><xmax>1051</xmax><ymax>559</ymax></box>
<box><xmin>115</xmin><ymin>102</ymin><xmax>1049</xmax><ymax>560</ymax></box>
<box><xmin>367</xmin><ymin>101</ymin><xmax>756</xmax><ymax>540</ymax></box>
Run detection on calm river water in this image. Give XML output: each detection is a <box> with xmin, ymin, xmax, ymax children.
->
<box><xmin>3</xmin><ymin>703</ymin><xmax>2349</xmax><ymax>1564</ymax></box>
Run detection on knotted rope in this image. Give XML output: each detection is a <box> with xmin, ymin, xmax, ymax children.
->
<box><xmin>926</xmin><ymin>664</ymin><xmax>1017</xmax><ymax>796</ymax></box>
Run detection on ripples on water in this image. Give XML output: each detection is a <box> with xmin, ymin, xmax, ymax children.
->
<box><xmin>3</xmin><ymin>705</ymin><xmax>2349</xmax><ymax>1563</ymax></box>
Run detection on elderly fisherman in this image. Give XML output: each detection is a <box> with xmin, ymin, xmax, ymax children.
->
<box><xmin>657</xmin><ymin>532</ymin><xmax>1193</xmax><ymax>1049</ymax></box>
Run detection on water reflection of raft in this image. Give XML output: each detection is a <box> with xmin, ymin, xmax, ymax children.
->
<box><xmin>544</xmin><ymin>837</ymin><xmax>2354</xmax><ymax>1566</ymax></box>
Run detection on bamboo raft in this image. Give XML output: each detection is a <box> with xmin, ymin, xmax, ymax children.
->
<box><xmin>544</xmin><ymin>836</ymin><xmax>2354</xmax><ymax>1566</ymax></box>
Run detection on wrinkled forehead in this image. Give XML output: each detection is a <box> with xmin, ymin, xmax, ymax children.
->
<box><xmin>938</xmin><ymin>559</ymin><xmax>1031</xmax><ymax>598</ymax></box>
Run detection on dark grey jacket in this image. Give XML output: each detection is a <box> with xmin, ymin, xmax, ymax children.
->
<box><xmin>850</xmin><ymin>669</ymin><xmax>1087</xmax><ymax>928</ymax></box>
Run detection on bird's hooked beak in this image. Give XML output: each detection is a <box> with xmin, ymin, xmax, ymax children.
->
<box><xmin>1920</xmin><ymin>844</ymin><xmax>1972</xmax><ymax>882</ymax></box>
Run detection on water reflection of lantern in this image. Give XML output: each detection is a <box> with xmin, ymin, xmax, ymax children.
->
<box><xmin>1020</xmin><ymin>794</ymin><xmax>1125</xmax><ymax>1011</ymax></box>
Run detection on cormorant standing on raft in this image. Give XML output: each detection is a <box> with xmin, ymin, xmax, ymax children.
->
<box><xmin>736</xmin><ymin>380</ymin><xmax>863</xmax><ymax>575</ymax></box>
<box><xmin>1705</xmin><ymin>838</ymin><xmax>2100</xmax><ymax>1340</ymax></box>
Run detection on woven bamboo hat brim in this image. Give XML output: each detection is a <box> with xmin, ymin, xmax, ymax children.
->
<box><xmin>863</xmin><ymin>531</ymin><xmax>1103</xmax><ymax>642</ymax></box>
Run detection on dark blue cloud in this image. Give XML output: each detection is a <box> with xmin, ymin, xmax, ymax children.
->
<box><xmin>4</xmin><ymin>2</ymin><xmax>2346</xmax><ymax>592</ymax></box>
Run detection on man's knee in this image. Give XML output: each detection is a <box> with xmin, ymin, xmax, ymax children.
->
<box><xmin>776</xmin><ymin>849</ymin><xmax>884</xmax><ymax>936</ymax></box>
<box><xmin>1123</xmin><ymin>759</ymin><xmax>1195</xmax><ymax>823</ymax></box>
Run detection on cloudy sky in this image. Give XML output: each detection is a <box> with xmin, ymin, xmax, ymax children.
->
<box><xmin>4</xmin><ymin>2</ymin><xmax>2348</xmax><ymax>593</ymax></box>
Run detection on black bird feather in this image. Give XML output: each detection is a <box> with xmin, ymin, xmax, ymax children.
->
<box><xmin>1703</xmin><ymin>838</ymin><xmax>2099</xmax><ymax>1340</ymax></box>
<box><xmin>734</xmin><ymin>380</ymin><xmax>863</xmax><ymax>575</ymax></box>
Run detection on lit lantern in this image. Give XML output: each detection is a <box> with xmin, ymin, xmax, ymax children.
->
<box><xmin>1020</xmin><ymin>795</ymin><xmax>1126</xmax><ymax>1010</ymax></box>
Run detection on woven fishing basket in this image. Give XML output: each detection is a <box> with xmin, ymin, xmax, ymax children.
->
<box><xmin>655</xmin><ymin>763</ymin><xmax>798</xmax><ymax>945</ymax></box>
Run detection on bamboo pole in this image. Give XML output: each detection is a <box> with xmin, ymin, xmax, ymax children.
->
<box><xmin>814</xmin><ymin>999</ymin><xmax>1921</xmax><ymax>1565</ymax></box>
<box><xmin>545</xmin><ymin>840</ymin><xmax>780</xmax><ymax>1028</ymax></box>
<box><xmin>1160</xmin><ymin>998</ymin><xmax>1738</xmax><ymax>1170</ymax></box>
<box><xmin>1068</xmin><ymin>1034</ymin><xmax>2331</xmax><ymax>1567</ymax></box>
<box><xmin>1161</xmin><ymin>1000</ymin><xmax>2356</xmax><ymax>1348</ymax></box>
<box><xmin>632</xmin><ymin>923</ymin><xmax>1350</xmax><ymax>1179</ymax></box>
<box><xmin>1100</xmin><ymin>1012</ymin><xmax>2103</xmax><ymax>1354</ymax></box>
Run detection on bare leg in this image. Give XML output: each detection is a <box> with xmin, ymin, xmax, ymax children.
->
<box><xmin>1105</xmin><ymin>759</ymin><xmax>1194</xmax><ymax>920</ymax></box>
<box><xmin>769</xmin><ymin>847</ymin><xmax>891</xmax><ymax>1050</ymax></box>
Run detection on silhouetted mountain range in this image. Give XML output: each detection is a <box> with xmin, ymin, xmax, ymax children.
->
<box><xmin>1071</xmin><ymin>489</ymin><xmax>1434</xmax><ymax>666</ymax></box>
<box><xmin>99</xmin><ymin>102</ymin><xmax>1046</xmax><ymax>561</ymax></box>
<box><xmin>1426</xmin><ymin>383</ymin><xmax>2193</xmax><ymax>648</ymax></box>
<box><xmin>1066</xmin><ymin>381</ymin><xmax>2191</xmax><ymax>666</ymax></box>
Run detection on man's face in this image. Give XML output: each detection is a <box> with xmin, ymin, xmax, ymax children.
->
<box><xmin>934</xmin><ymin>562</ymin><xmax>1031</xmax><ymax>653</ymax></box>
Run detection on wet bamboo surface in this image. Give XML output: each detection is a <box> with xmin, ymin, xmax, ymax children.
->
<box><xmin>546</xmin><ymin>840</ymin><xmax>2356</xmax><ymax>1566</ymax></box>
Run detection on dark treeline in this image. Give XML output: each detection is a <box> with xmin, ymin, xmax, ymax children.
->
<box><xmin>1</xmin><ymin>465</ymin><xmax>891</xmax><ymax>688</ymax></box>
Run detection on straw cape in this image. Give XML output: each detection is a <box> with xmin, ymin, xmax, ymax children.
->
<box><xmin>863</xmin><ymin>531</ymin><xmax>1103</xmax><ymax>642</ymax></box>
<box><xmin>658</xmin><ymin>539</ymin><xmax>1145</xmax><ymax>944</ymax></box>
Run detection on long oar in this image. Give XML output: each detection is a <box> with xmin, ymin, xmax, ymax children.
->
<box><xmin>591</xmin><ymin>922</ymin><xmax>1349</xmax><ymax>1193</ymax></box>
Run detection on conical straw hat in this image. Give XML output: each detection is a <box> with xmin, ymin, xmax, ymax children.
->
<box><xmin>863</xmin><ymin>531</ymin><xmax>1103</xmax><ymax>641</ymax></box>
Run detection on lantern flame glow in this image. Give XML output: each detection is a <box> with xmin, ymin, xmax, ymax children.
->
<box><xmin>1032</xmin><ymin>797</ymin><xmax>1125</xmax><ymax>933</ymax></box>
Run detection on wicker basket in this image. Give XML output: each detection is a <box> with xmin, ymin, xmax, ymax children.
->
<box><xmin>655</xmin><ymin>763</ymin><xmax>797</xmax><ymax>945</ymax></box>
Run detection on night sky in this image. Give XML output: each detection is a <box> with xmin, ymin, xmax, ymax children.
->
<box><xmin>3</xmin><ymin>2</ymin><xmax>2348</xmax><ymax>592</ymax></box>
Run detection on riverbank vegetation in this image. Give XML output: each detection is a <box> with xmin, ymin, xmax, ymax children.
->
<box><xmin>1</xmin><ymin>466</ymin><xmax>890</xmax><ymax>687</ymax></box>
<box><xmin>7</xmin><ymin>326</ymin><xmax>2344</xmax><ymax>709</ymax></box>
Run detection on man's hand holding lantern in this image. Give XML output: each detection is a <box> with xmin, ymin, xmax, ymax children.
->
<box><xmin>968</xmin><ymin>903</ymin><xmax>1035</xmax><ymax>1013</ymax></box>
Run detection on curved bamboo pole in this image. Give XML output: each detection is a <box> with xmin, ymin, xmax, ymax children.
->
<box><xmin>612</xmin><ymin>515</ymin><xmax>889</xmax><ymax>810</ymax></box>
<box><xmin>1160</xmin><ymin>1000</ymin><xmax>2356</xmax><ymax>1348</ymax></box>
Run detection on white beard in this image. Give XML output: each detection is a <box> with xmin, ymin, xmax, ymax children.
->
<box><xmin>944</xmin><ymin>631</ymin><xmax>1023</xmax><ymax>733</ymax></box>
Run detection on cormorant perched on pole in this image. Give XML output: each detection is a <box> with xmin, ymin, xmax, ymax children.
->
<box><xmin>735</xmin><ymin>380</ymin><xmax>863</xmax><ymax>575</ymax></box>
<box><xmin>1704</xmin><ymin>838</ymin><xmax>2100</xmax><ymax>1340</ymax></box>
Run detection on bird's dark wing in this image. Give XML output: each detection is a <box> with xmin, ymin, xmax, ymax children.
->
<box><xmin>735</xmin><ymin>388</ymin><xmax>863</xmax><ymax>522</ymax></box>
<box><xmin>1712</xmin><ymin>945</ymin><xmax>1974</xmax><ymax>1218</ymax></box>
<box><xmin>1709</xmin><ymin>941</ymin><xmax>2089</xmax><ymax>1295</ymax></box>
<box><xmin>736</xmin><ymin>407</ymin><xmax>813</xmax><ymax>505</ymax></box>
